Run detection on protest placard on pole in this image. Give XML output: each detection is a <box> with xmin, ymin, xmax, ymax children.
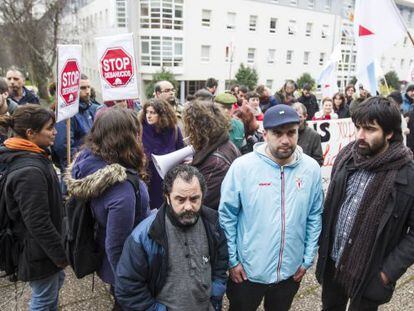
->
<box><xmin>307</xmin><ymin>118</ymin><xmax>356</xmax><ymax>192</ymax></box>
<box><xmin>56</xmin><ymin>45</ymin><xmax>82</xmax><ymax>123</ymax></box>
<box><xmin>95</xmin><ymin>33</ymin><xmax>139</xmax><ymax>101</ymax></box>
<box><xmin>56</xmin><ymin>44</ymin><xmax>82</xmax><ymax>164</ymax></box>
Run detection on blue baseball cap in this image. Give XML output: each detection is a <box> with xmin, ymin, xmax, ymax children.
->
<box><xmin>263</xmin><ymin>104</ymin><xmax>300</xmax><ymax>129</ymax></box>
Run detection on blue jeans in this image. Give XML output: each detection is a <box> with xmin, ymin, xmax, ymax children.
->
<box><xmin>29</xmin><ymin>270</ymin><xmax>65</xmax><ymax>311</ymax></box>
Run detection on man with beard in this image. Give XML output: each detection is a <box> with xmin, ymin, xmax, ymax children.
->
<box><xmin>52</xmin><ymin>74</ymin><xmax>101</xmax><ymax>171</ymax></box>
<box><xmin>293</xmin><ymin>102</ymin><xmax>323</xmax><ymax>166</ymax></box>
<box><xmin>116</xmin><ymin>165</ymin><xmax>228</xmax><ymax>311</ymax></box>
<box><xmin>219</xmin><ymin>105</ymin><xmax>323</xmax><ymax>311</ymax></box>
<box><xmin>316</xmin><ymin>97</ymin><xmax>414</xmax><ymax>310</ymax></box>
<box><xmin>6</xmin><ymin>66</ymin><xmax>40</xmax><ymax>105</ymax></box>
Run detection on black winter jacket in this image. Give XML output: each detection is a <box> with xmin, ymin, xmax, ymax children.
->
<box><xmin>298</xmin><ymin>94</ymin><xmax>319</xmax><ymax>120</ymax></box>
<box><xmin>298</xmin><ymin>126</ymin><xmax>323</xmax><ymax>166</ymax></box>
<box><xmin>316</xmin><ymin>157</ymin><xmax>414</xmax><ymax>307</ymax></box>
<box><xmin>0</xmin><ymin>148</ymin><xmax>67</xmax><ymax>281</ymax></box>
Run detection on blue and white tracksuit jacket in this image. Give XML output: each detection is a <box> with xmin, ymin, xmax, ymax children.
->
<box><xmin>219</xmin><ymin>142</ymin><xmax>323</xmax><ymax>284</ymax></box>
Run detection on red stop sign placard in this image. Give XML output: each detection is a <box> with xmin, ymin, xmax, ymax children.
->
<box><xmin>100</xmin><ymin>47</ymin><xmax>134</xmax><ymax>87</ymax></box>
<box><xmin>60</xmin><ymin>59</ymin><xmax>80</xmax><ymax>106</ymax></box>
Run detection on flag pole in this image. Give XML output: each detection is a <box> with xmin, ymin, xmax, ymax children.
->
<box><xmin>406</xmin><ymin>30</ymin><xmax>414</xmax><ymax>48</ymax></box>
<box><xmin>382</xmin><ymin>74</ymin><xmax>391</xmax><ymax>94</ymax></box>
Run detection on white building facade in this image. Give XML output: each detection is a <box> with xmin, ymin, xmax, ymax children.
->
<box><xmin>63</xmin><ymin>0</ymin><xmax>414</xmax><ymax>102</ymax></box>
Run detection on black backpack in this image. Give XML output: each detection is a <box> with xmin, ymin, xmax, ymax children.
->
<box><xmin>0</xmin><ymin>156</ymin><xmax>47</xmax><ymax>279</ymax></box>
<box><xmin>62</xmin><ymin>169</ymin><xmax>143</xmax><ymax>279</ymax></box>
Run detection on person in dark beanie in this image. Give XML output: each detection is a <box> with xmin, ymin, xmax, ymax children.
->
<box><xmin>316</xmin><ymin>96</ymin><xmax>414</xmax><ymax>310</ymax></box>
<box><xmin>298</xmin><ymin>83</ymin><xmax>319</xmax><ymax>120</ymax></box>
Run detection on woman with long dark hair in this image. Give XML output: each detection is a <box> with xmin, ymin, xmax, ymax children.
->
<box><xmin>333</xmin><ymin>92</ymin><xmax>350</xmax><ymax>119</ymax></box>
<box><xmin>140</xmin><ymin>98</ymin><xmax>184</xmax><ymax>210</ymax></box>
<box><xmin>65</xmin><ymin>108</ymin><xmax>150</xmax><ymax>310</ymax></box>
<box><xmin>0</xmin><ymin>105</ymin><xmax>67</xmax><ymax>310</ymax></box>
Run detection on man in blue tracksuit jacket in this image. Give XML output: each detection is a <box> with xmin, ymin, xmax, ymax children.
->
<box><xmin>219</xmin><ymin>104</ymin><xmax>323</xmax><ymax>311</ymax></box>
<box><xmin>52</xmin><ymin>74</ymin><xmax>101</xmax><ymax>171</ymax></box>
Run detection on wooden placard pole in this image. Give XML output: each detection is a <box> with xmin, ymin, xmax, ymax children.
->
<box><xmin>66</xmin><ymin>119</ymin><xmax>71</xmax><ymax>164</ymax></box>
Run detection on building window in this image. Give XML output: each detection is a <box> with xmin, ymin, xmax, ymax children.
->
<box><xmin>116</xmin><ymin>0</ymin><xmax>127</xmax><ymax>28</ymax></box>
<box><xmin>308</xmin><ymin>0</ymin><xmax>315</xmax><ymax>9</ymax></box>
<box><xmin>324</xmin><ymin>0</ymin><xmax>332</xmax><ymax>11</ymax></box>
<box><xmin>268</xmin><ymin>49</ymin><xmax>276</xmax><ymax>63</ymax></box>
<box><xmin>288</xmin><ymin>20</ymin><xmax>296</xmax><ymax>35</ymax></box>
<box><xmin>319</xmin><ymin>52</ymin><xmax>325</xmax><ymax>66</ymax></box>
<box><xmin>322</xmin><ymin>24</ymin><xmax>329</xmax><ymax>38</ymax></box>
<box><xmin>227</xmin><ymin>12</ymin><xmax>236</xmax><ymax>30</ymax></box>
<box><xmin>403</xmin><ymin>36</ymin><xmax>408</xmax><ymax>47</ymax></box>
<box><xmin>247</xmin><ymin>48</ymin><xmax>256</xmax><ymax>63</ymax></box>
<box><xmin>249</xmin><ymin>15</ymin><xmax>258</xmax><ymax>31</ymax></box>
<box><xmin>141</xmin><ymin>36</ymin><xmax>183</xmax><ymax>67</ymax></box>
<box><xmin>290</xmin><ymin>0</ymin><xmax>297</xmax><ymax>6</ymax></box>
<box><xmin>270</xmin><ymin>18</ymin><xmax>277</xmax><ymax>33</ymax></box>
<box><xmin>306</xmin><ymin>22</ymin><xmax>312</xmax><ymax>36</ymax></box>
<box><xmin>304</xmin><ymin>51</ymin><xmax>310</xmax><ymax>65</ymax></box>
<box><xmin>286</xmin><ymin>50</ymin><xmax>293</xmax><ymax>64</ymax></box>
<box><xmin>266</xmin><ymin>79</ymin><xmax>273</xmax><ymax>89</ymax></box>
<box><xmin>225</xmin><ymin>46</ymin><xmax>230</xmax><ymax>62</ymax></box>
<box><xmin>201</xmin><ymin>45</ymin><xmax>211</xmax><ymax>62</ymax></box>
<box><xmin>202</xmin><ymin>9</ymin><xmax>211</xmax><ymax>27</ymax></box>
<box><xmin>401</xmin><ymin>59</ymin><xmax>405</xmax><ymax>68</ymax></box>
<box><xmin>139</xmin><ymin>0</ymin><xmax>183</xmax><ymax>30</ymax></box>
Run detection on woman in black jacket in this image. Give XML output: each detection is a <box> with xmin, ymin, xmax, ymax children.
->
<box><xmin>333</xmin><ymin>92</ymin><xmax>350</xmax><ymax>119</ymax></box>
<box><xmin>0</xmin><ymin>105</ymin><xmax>67</xmax><ymax>311</ymax></box>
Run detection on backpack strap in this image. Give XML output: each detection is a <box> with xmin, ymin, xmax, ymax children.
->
<box><xmin>125</xmin><ymin>170</ymin><xmax>142</xmax><ymax>223</ymax></box>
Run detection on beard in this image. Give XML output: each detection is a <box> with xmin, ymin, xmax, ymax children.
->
<box><xmin>169</xmin><ymin>206</ymin><xmax>200</xmax><ymax>227</ymax></box>
<box><xmin>355</xmin><ymin>137</ymin><xmax>387</xmax><ymax>156</ymax></box>
<box><xmin>268</xmin><ymin>145</ymin><xmax>295</xmax><ymax>160</ymax></box>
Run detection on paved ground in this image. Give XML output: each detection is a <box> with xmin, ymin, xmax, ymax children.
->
<box><xmin>1</xmin><ymin>265</ymin><xmax>413</xmax><ymax>311</ymax></box>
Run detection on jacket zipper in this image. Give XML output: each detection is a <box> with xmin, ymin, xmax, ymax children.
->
<box><xmin>277</xmin><ymin>166</ymin><xmax>286</xmax><ymax>282</ymax></box>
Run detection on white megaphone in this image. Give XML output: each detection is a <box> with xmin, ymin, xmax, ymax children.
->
<box><xmin>151</xmin><ymin>145</ymin><xmax>195</xmax><ymax>179</ymax></box>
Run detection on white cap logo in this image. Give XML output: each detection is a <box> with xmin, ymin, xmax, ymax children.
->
<box><xmin>279</xmin><ymin>111</ymin><xmax>285</xmax><ymax>114</ymax></box>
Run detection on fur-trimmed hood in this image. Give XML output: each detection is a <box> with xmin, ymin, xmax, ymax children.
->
<box><xmin>65</xmin><ymin>149</ymin><xmax>128</xmax><ymax>200</ymax></box>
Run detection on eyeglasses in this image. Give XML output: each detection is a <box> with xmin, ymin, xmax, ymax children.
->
<box><xmin>161</xmin><ymin>88</ymin><xmax>175</xmax><ymax>93</ymax></box>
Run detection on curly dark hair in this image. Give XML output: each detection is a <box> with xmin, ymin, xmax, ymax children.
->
<box><xmin>183</xmin><ymin>100</ymin><xmax>231</xmax><ymax>151</ymax></box>
<box><xmin>140</xmin><ymin>98</ymin><xmax>177</xmax><ymax>130</ymax></box>
<box><xmin>84</xmin><ymin>107</ymin><xmax>147</xmax><ymax>178</ymax></box>
<box><xmin>163</xmin><ymin>164</ymin><xmax>207</xmax><ymax>198</ymax></box>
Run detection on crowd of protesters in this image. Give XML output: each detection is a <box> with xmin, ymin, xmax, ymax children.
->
<box><xmin>1</xmin><ymin>66</ymin><xmax>414</xmax><ymax>311</ymax></box>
